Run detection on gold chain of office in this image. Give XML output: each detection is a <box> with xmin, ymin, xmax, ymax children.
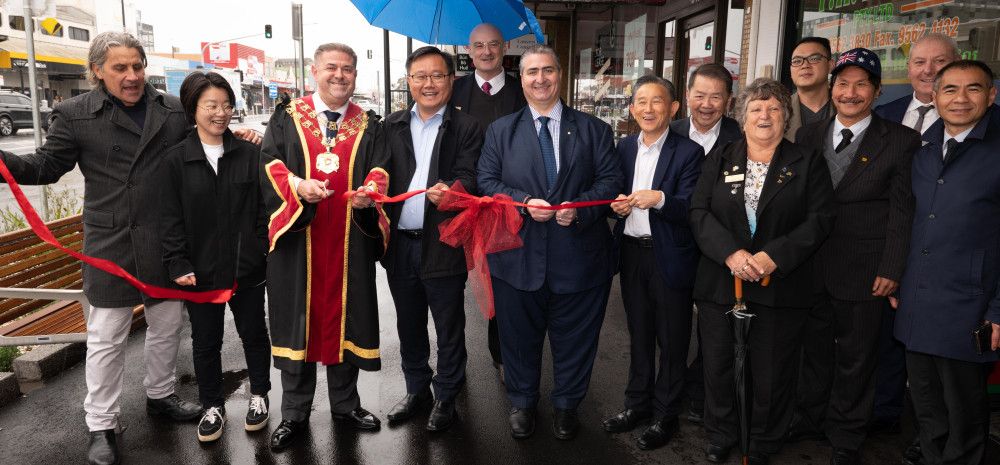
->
<box><xmin>285</xmin><ymin>100</ymin><xmax>368</xmax><ymax>149</ymax></box>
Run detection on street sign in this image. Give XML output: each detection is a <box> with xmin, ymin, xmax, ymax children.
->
<box><xmin>268</xmin><ymin>83</ymin><xmax>278</xmax><ymax>98</ymax></box>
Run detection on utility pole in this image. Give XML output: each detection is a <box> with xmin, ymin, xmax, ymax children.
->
<box><xmin>23</xmin><ymin>3</ymin><xmax>46</xmax><ymax>219</ymax></box>
<box><xmin>383</xmin><ymin>29</ymin><xmax>390</xmax><ymax>116</ymax></box>
<box><xmin>292</xmin><ymin>3</ymin><xmax>304</xmax><ymax>96</ymax></box>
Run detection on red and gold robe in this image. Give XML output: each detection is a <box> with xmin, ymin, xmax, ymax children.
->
<box><xmin>261</xmin><ymin>96</ymin><xmax>389</xmax><ymax>373</ymax></box>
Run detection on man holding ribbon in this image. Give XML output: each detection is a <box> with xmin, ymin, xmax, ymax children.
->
<box><xmin>477</xmin><ymin>45</ymin><xmax>623</xmax><ymax>441</ymax></box>
<box><xmin>260</xmin><ymin>42</ymin><xmax>389</xmax><ymax>451</ymax></box>
<box><xmin>0</xmin><ymin>32</ymin><xmax>263</xmax><ymax>465</ymax></box>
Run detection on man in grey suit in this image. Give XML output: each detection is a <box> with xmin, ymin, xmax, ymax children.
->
<box><xmin>0</xmin><ymin>32</ymin><xmax>259</xmax><ymax>465</ymax></box>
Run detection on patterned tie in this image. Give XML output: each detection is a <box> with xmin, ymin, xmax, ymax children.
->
<box><xmin>481</xmin><ymin>81</ymin><xmax>492</xmax><ymax>95</ymax></box>
<box><xmin>913</xmin><ymin>105</ymin><xmax>933</xmax><ymax>134</ymax></box>
<box><xmin>323</xmin><ymin>110</ymin><xmax>341</xmax><ymax>139</ymax></box>
<box><xmin>537</xmin><ymin>116</ymin><xmax>557</xmax><ymax>188</ymax></box>
<box><xmin>835</xmin><ymin>128</ymin><xmax>854</xmax><ymax>153</ymax></box>
<box><xmin>945</xmin><ymin>138</ymin><xmax>958</xmax><ymax>161</ymax></box>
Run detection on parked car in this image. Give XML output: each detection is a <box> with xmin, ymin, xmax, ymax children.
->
<box><xmin>0</xmin><ymin>91</ymin><xmax>52</xmax><ymax>136</ymax></box>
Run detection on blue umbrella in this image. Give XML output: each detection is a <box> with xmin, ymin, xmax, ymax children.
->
<box><xmin>351</xmin><ymin>0</ymin><xmax>544</xmax><ymax>45</ymax></box>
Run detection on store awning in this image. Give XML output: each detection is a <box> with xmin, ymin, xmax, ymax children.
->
<box><xmin>0</xmin><ymin>36</ymin><xmax>87</xmax><ymax>71</ymax></box>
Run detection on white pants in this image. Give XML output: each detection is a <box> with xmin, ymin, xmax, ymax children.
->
<box><xmin>83</xmin><ymin>300</ymin><xmax>184</xmax><ymax>431</ymax></box>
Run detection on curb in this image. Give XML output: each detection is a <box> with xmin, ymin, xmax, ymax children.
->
<box><xmin>0</xmin><ymin>372</ymin><xmax>19</xmax><ymax>407</ymax></box>
<box><xmin>12</xmin><ymin>342</ymin><xmax>86</xmax><ymax>383</ymax></box>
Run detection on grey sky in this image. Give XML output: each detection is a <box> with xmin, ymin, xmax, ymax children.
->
<box><xmin>134</xmin><ymin>0</ymin><xmax>433</xmax><ymax>93</ymax></box>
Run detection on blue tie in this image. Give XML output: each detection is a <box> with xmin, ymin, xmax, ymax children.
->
<box><xmin>324</xmin><ymin>110</ymin><xmax>341</xmax><ymax>139</ymax></box>
<box><xmin>537</xmin><ymin>116</ymin><xmax>557</xmax><ymax>188</ymax></box>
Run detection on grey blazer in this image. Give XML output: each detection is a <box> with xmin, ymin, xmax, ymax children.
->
<box><xmin>0</xmin><ymin>84</ymin><xmax>189</xmax><ymax>307</ymax></box>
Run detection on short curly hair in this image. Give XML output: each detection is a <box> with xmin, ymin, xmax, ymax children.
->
<box><xmin>733</xmin><ymin>78</ymin><xmax>793</xmax><ymax>133</ymax></box>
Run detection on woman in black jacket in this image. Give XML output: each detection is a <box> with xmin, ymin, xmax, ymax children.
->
<box><xmin>689</xmin><ymin>78</ymin><xmax>835</xmax><ymax>464</ymax></box>
<box><xmin>160</xmin><ymin>72</ymin><xmax>270</xmax><ymax>443</ymax></box>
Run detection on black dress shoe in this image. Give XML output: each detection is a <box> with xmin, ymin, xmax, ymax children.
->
<box><xmin>146</xmin><ymin>394</ymin><xmax>202</xmax><ymax>422</ymax></box>
<box><xmin>269</xmin><ymin>419</ymin><xmax>306</xmax><ymax>451</ymax></box>
<box><xmin>509</xmin><ymin>407</ymin><xmax>536</xmax><ymax>439</ymax></box>
<box><xmin>426</xmin><ymin>400</ymin><xmax>456</xmax><ymax>432</ymax></box>
<box><xmin>747</xmin><ymin>452</ymin><xmax>770</xmax><ymax>465</ymax></box>
<box><xmin>901</xmin><ymin>437</ymin><xmax>923</xmax><ymax>465</ymax></box>
<box><xmin>88</xmin><ymin>429</ymin><xmax>120</xmax><ymax>465</ymax></box>
<box><xmin>552</xmin><ymin>408</ymin><xmax>580</xmax><ymax>440</ymax></box>
<box><xmin>705</xmin><ymin>443</ymin><xmax>731</xmax><ymax>463</ymax></box>
<box><xmin>868</xmin><ymin>416</ymin><xmax>902</xmax><ymax>436</ymax></box>
<box><xmin>333</xmin><ymin>407</ymin><xmax>381</xmax><ymax>431</ymax></box>
<box><xmin>637</xmin><ymin>417</ymin><xmax>679</xmax><ymax>450</ymax></box>
<box><xmin>387</xmin><ymin>388</ymin><xmax>433</xmax><ymax>423</ymax></box>
<box><xmin>602</xmin><ymin>408</ymin><xmax>651</xmax><ymax>433</ymax></box>
<box><xmin>831</xmin><ymin>448</ymin><xmax>861</xmax><ymax>465</ymax></box>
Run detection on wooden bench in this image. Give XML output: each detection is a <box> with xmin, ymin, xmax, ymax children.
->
<box><xmin>0</xmin><ymin>214</ymin><xmax>145</xmax><ymax>346</ymax></box>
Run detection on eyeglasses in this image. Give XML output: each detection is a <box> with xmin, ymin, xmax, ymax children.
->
<box><xmin>471</xmin><ymin>40</ymin><xmax>502</xmax><ymax>51</ymax></box>
<box><xmin>408</xmin><ymin>73</ymin><xmax>451</xmax><ymax>84</ymax></box>
<box><xmin>790</xmin><ymin>53</ymin><xmax>830</xmax><ymax>67</ymax></box>
<box><xmin>198</xmin><ymin>104</ymin><xmax>234</xmax><ymax>114</ymax></box>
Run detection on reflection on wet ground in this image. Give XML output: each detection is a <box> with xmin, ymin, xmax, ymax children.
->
<box><xmin>0</xmin><ymin>268</ymin><xmax>996</xmax><ymax>464</ymax></box>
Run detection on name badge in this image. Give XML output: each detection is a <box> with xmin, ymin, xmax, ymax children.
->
<box><xmin>725</xmin><ymin>174</ymin><xmax>745</xmax><ymax>183</ymax></box>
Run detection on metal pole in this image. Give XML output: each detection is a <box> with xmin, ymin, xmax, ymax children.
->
<box><xmin>406</xmin><ymin>37</ymin><xmax>413</xmax><ymax>109</ymax></box>
<box><xmin>24</xmin><ymin>5</ymin><xmax>46</xmax><ymax>219</ymax></box>
<box><xmin>120</xmin><ymin>0</ymin><xmax>126</xmax><ymax>30</ymax></box>
<box><xmin>383</xmin><ymin>29</ymin><xmax>390</xmax><ymax>116</ymax></box>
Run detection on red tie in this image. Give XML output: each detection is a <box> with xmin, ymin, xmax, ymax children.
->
<box><xmin>481</xmin><ymin>81</ymin><xmax>492</xmax><ymax>95</ymax></box>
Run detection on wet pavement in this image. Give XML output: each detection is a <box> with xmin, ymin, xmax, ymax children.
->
<box><xmin>0</xmin><ymin>267</ymin><xmax>996</xmax><ymax>464</ymax></box>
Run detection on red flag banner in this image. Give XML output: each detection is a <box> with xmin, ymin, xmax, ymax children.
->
<box><xmin>0</xmin><ymin>158</ymin><xmax>234</xmax><ymax>304</ymax></box>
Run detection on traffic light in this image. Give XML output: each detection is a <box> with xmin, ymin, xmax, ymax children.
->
<box><xmin>265</xmin><ymin>24</ymin><xmax>272</xmax><ymax>39</ymax></box>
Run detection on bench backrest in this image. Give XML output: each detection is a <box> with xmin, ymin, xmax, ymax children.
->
<box><xmin>0</xmin><ymin>214</ymin><xmax>82</xmax><ymax>326</ymax></box>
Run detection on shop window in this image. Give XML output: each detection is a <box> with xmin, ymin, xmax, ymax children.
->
<box><xmin>69</xmin><ymin>26</ymin><xmax>89</xmax><ymax>42</ymax></box>
<box><xmin>797</xmin><ymin>0</ymin><xmax>1000</xmax><ymax>101</ymax></box>
<box><xmin>9</xmin><ymin>15</ymin><xmax>25</xmax><ymax>31</ymax></box>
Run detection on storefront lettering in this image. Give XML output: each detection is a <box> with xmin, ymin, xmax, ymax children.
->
<box><xmin>852</xmin><ymin>3</ymin><xmax>893</xmax><ymax>27</ymax></box>
<box><xmin>819</xmin><ymin>0</ymin><xmax>867</xmax><ymax>13</ymax></box>
<box><xmin>828</xmin><ymin>16</ymin><xmax>960</xmax><ymax>53</ymax></box>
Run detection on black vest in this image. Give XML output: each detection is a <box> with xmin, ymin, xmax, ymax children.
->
<box><xmin>467</xmin><ymin>82</ymin><xmax>522</xmax><ymax>129</ymax></box>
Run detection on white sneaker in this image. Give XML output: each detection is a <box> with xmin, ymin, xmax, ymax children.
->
<box><xmin>245</xmin><ymin>395</ymin><xmax>269</xmax><ymax>431</ymax></box>
<box><xmin>197</xmin><ymin>406</ymin><xmax>225</xmax><ymax>443</ymax></box>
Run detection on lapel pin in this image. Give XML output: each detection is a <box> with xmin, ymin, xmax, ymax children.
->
<box><xmin>732</xmin><ymin>165</ymin><xmax>739</xmax><ymax>171</ymax></box>
<box><xmin>724</xmin><ymin>171</ymin><xmax>730</xmax><ymax>175</ymax></box>
<box><xmin>777</xmin><ymin>179</ymin><xmax>783</xmax><ymax>184</ymax></box>
<box><xmin>731</xmin><ymin>189</ymin><xmax>738</xmax><ymax>194</ymax></box>
<box><xmin>860</xmin><ymin>156</ymin><xmax>869</xmax><ymax>162</ymax></box>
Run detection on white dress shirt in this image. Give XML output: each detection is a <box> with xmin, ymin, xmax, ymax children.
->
<box><xmin>942</xmin><ymin>126</ymin><xmax>974</xmax><ymax>160</ymax></box>
<box><xmin>529</xmin><ymin>101</ymin><xmax>563</xmax><ymax>171</ymax></box>
<box><xmin>397</xmin><ymin>104</ymin><xmax>446</xmax><ymax>230</ymax></box>
<box><xmin>689</xmin><ymin>119</ymin><xmax>722</xmax><ymax>154</ymax></box>
<box><xmin>202</xmin><ymin>142</ymin><xmax>224</xmax><ymax>174</ymax></box>
<box><xmin>901</xmin><ymin>93</ymin><xmax>939</xmax><ymax>134</ymax></box>
<box><xmin>474</xmin><ymin>71</ymin><xmax>506</xmax><ymax>95</ymax></box>
<box><xmin>624</xmin><ymin>130</ymin><xmax>669</xmax><ymax>238</ymax></box>
<box><xmin>833</xmin><ymin>114</ymin><xmax>873</xmax><ymax>148</ymax></box>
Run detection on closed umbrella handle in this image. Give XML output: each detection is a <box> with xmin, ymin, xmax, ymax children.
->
<box><xmin>734</xmin><ymin>275</ymin><xmax>771</xmax><ymax>298</ymax></box>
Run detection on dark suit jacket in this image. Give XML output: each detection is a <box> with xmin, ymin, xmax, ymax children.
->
<box><xmin>0</xmin><ymin>84</ymin><xmax>188</xmax><ymax>307</ymax></box>
<box><xmin>795</xmin><ymin>115</ymin><xmax>920</xmax><ymax>301</ymax></box>
<box><xmin>381</xmin><ymin>105</ymin><xmax>483</xmax><ymax>280</ymax></box>
<box><xmin>690</xmin><ymin>139</ymin><xmax>835</xmax><ymax>307</ymax></box>
<box><xmin>669</xmin><ymin>116</ymin><xmax>742</xmax><ymax>154</ymax></box>
<box><xmin>613</xmin><ymin>131</ymin><xmax>704</xmax><ymax>289</ymax></box>
<box><xmin>873</xmin><ymin>94</ymin><xmax>912</xmax><ymax>125</ymax></box>
<box><xmin>477</xmin><ymin>103</ymin><xmax>624</xmax><ymax>293</ymax></box>
<box><xmin>895</xmin><ymin>107</ymin><xmax>1000</xmax><ymax>363</ymax></box>
<box><xmin>450</xmin><ymin>72</ymin><xmax>526</xmax><ymax>126</ymax></box>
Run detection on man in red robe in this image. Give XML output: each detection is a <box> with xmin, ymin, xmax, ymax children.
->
<box><xmin>260</xmin><ymin>42</ymin><xmax>389</xmax><ymax>451</ymax></box>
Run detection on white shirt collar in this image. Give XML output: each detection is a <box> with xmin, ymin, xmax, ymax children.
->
<box><xmin>312</xmin><ymin>95</ymin><xmax>349</xmax><ymax>121</ymax></box>
<box><xmin>691</xmin><ymin>118</ymin><xmax>722</xmax><ymax>137</ymax></box>
<box><xmin>529</xmin><ymin>100</ymin><xmax>563</xmax><ymax>123</ymax></box>
<box><xmin>834</xmin><ymin>113</ymin><xmax>873</xmax><ymax>137</ymax></box>
<box><xmin>409</xmin><ymin>103</ymin><xmax>447</xmax><ymax>122</ymax></box>
<box><xmin>638</xmin><ymin>129</ymin><xmax>669</xmax><ymax>153</ymax></box>
<box><xmin>907</xmin><ymin>92</ymin><xmax>934</xmax><ymax>112</ymax></box>
<box><xmin>944</xmin><ymin>126</ymin><xmax>974</xmax><ymax>145</ymax></box>
<box><xmin>474</xmin><ymin>71</ymin><xmax>506</xmax><ymax>92</ymax></box>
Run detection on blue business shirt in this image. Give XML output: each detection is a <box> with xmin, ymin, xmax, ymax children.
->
<box><xmin>529</xmin><ymin>101</ymin><xmax>563</xmax><ymax>172</ymax></box>
<box><xmin>398</xmin><ymin>104</ymin><xmax>446</xmax><ymax>230</ymax></box>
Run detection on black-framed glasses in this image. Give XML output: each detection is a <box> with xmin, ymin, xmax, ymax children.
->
<box><xmin>198</xmin><ymin>103</ymin><xmax>234</xmax><ymax>114</ymax></box>
<box><xmin>790</xmin><ymin>53</ymin><xmax>830</xmax><ymax>67</ymax></box>
<box><xmin>471</xmin><ymin>40</ymin><xmax>502</xmax><ymax>51</ymax></box>
<box><xmin>408</xmin><ymin>73</ymin><xmax>451</xmax><ymax>84</ymax></box>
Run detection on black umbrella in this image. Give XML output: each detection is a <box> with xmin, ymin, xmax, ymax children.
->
<box><xmin>731</xmin><ymin>275</ymin><xmax>769</xmax><ymax>465</ymax></box>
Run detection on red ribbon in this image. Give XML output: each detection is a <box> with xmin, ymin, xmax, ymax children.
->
<box><xmin>0</xmin><ymin>158</ymin><xmax>234</xmax><ymax>304</ymax></box>
<box><xmin>343</xmin><ymin>183</ymin><xmax>625</xmax><ymax>319</ymax></box>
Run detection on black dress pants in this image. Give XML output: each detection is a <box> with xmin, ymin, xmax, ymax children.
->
<box><xmin>797</xmin><ymin>299</ymin><xmax>835</xmax><ymax>429</ymax></box>
<box><xmin>699</xmin><ymin>300</ymin><xmax>806</xmax><ymax>455</ymax></box>
<box><xmin>280</xmin><ymin>362</ymin><xmax>360</xmax><ymax>421</ymax></box>
<box><xmin>823</xmin><ymin>298</ymin><xmax>885</xmax><ymax>450</ymax></box>
<box><xmin>619</xmin><ymin>239</ymin><xmax>692</xmax><ymax>419</ymax></box>
<box><xmin>187</xmin><ymin>282</ymin><xmax>271</xmax><ymax>408</ymax></box>
<box><xmin>386</xmin><ymin>234</ymin><xmax>468</xmax><ymax>401</ymax></box>
<box><xmin>906</xmin><ymin>351</ymin><xmax>991</xmax><ymax>465</ymax></box>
